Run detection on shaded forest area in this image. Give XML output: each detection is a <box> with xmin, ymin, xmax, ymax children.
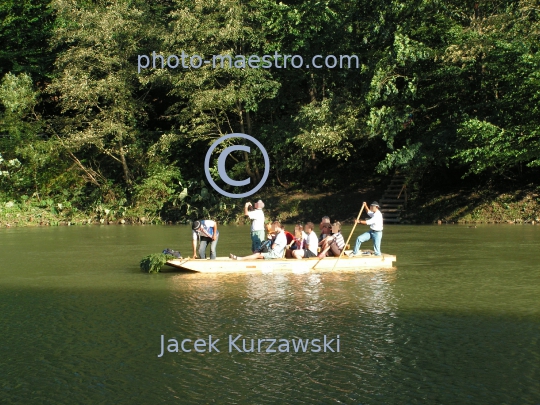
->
<box><xmin>1</xmin><ymin>0</ymin><xmax>539</xmax><ymax>226</ymax></box>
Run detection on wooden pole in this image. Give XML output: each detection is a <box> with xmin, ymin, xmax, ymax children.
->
<box><xmin>312</xmin><ymin>204</ymin><xmax>366</xmax><ymax>270</ymax></box>
<box><xmin>329</xmin><ymin>204</ymin><xmax>366</xmax><ymax>271</ymax></box>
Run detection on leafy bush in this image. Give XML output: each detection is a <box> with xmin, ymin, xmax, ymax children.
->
<box><xmin>140</xmin><ymin>253</ymin><xmax>176</xmax><ymax>273</ymax></box>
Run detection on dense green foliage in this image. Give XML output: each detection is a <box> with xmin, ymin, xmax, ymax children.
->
<box><xmin>1</xmin><ymin>0</ymin><xmax>539</xmax><ymax>223</ymax></box>
<box><xmin>140</xmin><ymin>253</ymin><xmax>176</xmax><ymax>273</ymax></box>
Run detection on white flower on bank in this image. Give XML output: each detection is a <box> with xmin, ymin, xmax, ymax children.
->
<box><xmin>7</xmin><ymin>159</ymin><xmax>21</xmax><ymax>167</ymax></box>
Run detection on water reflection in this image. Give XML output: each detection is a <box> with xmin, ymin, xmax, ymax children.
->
<box><xmin>166</xmin><ymin>271</ymin><xmax>399</xmax><ymax>352</ymax></box>
<box><xmin>162</xmin><ymin>270</ymin><xmax>401</xmax><ymax>403</ymax></box>
<box><xmin>2</xmin><ymin>225</ymin><xmax>539</xmax><ymax>404</ymax></box>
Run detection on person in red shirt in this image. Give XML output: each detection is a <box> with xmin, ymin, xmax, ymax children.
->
<box><xmin>282</xmin><ymin>226</ymin><xmax>295</xmax><ymax>245</ymax></box>
<box><xmin>268</xmin><ymin>223</ymin><xmax>294</xmax><ymax>245</ymax></box>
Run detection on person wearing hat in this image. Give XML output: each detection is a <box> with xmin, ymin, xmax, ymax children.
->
<box><xmin>192</xmin><ymin>219</ymin><xmax>219</xmax><ymax>259</ymax></box>
<box><xmin>244</xmin><ymin>200</ymin><xmax>266</xmax><ymax>252</ymax></box>
<box><xmin>349</xmin><ymin>201</ymin><xmax>383</xmax><ymax>256</ymax></box>
<box><xmin>318</xmin><ymin>216</ymin><xmax>331</xmax><ymax>241</ymax></box>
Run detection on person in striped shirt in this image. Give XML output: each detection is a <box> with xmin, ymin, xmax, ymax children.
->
<box><xmin>317</xmin><ymin>221</ymin><xmax>345</xmax><ymax>259</ymax></box>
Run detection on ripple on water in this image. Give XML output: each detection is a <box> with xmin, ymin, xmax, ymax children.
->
<box><xmin>0</xmin><ymin>225</ymin><xmax>539</xmax><ymax>404</ymax></box>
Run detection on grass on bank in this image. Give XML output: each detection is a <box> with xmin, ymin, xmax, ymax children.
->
<box><xmin>407</xmin><ymin>185</ymin><xmax>540</xmax><ymax>224</ymax></box>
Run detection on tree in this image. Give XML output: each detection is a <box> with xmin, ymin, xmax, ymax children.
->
<box><xmin>48</xmin><ymin>0</ymin><xmax>154</xmax><ymax>188</ymax></box>
<box><xmin>450</xmin><ymin>0</ymin><xmax>540</xmax><ymax>177</ymax></box>
<box><xmin>160</xmin><ymin>0</ymin><xmax>280</xmax><ymax>187</ymax></box>
<box><xmin>0</xmin><ymin>0</ymin><xmax>55</xmax><ymax>81</ymax></box>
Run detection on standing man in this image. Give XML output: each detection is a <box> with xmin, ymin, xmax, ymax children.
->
<box><xmin>349</xmin><ymin>201</ymin><xmax>383</xmax><ymax>256</ymax></box>
<box><xmin>244</xmin><ymin>199</ymin><xmax>265</xmax><ymax>252</ymax></box>
<box><xmin>192</xmin><ymin>219</ymin><xmax>219</xmax><ymax>259</ymax></box>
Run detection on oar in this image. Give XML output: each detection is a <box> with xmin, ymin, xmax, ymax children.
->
<box><xmin>311</xmin><ymin>248</ymin><xmax>325</xmax><ymax>270</ymax></box>
<box><xmin>330</xmin><ymin>203</ymin><xmax>366</xmax><ymax>271</ymax></box>
<box><xmin>311</xmin><ymin>219</ymin><xmax>346</xmax><ymax>270</ymax></box>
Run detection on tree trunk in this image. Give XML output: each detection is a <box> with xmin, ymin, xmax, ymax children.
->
<box><xmin>245</xmin><ymin>110</ymin><xmax>260</xmax><ymax>181</ymax></box>
<box><xmin>118</xmin><ymin>137</ymin><xmax>132</xmax><ymax>185</ymax></box>
<box><xmin>237</xmin><ymin>101</ymin><xmax>258</xmax><ymax>184</ymax></box>
<box><xmin>309</xmin><ymin>73</ymin><xmax>317</xmax><ymax>102</ymax></box>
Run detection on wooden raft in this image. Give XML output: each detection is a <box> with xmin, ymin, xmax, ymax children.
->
<box><xmin>165</xmin><ymin>252</ymin><xmax>396</xmax><ymax>273</ymax></box>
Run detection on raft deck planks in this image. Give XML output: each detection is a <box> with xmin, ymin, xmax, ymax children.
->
<box><xmin>165</xmin><ymin>253</ymin><xmax>396</xmax><ymax>273</ymax></box>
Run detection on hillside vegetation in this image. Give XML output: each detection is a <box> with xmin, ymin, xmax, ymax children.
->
<box><xmin>1</xmin><ymin>0</ymin><xmax>539</xmax><ymax>226</ymax></box>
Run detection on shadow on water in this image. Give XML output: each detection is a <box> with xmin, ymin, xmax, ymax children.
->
<box><xmin>1</xmin><ymin>278</ymin><xmax>539</xmax><ymax>404</ymax></box>
<box><xmin>1</xmin><ymin>225</ymin><xmax>539</xmax><ymax>404</ymax></box>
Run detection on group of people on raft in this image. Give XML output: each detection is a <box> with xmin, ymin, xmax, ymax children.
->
<box><xmin>191</xmin><ymin>199</ymin><xmax>383</xmax><ymax>261</ymax></box>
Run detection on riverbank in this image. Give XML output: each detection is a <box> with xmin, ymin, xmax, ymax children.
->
<box><xmin>0</xmin><ymin>187</ymin><xmax>384</xmax><ymax>228</ymax></box>
<box><xmin>1</xmin><ymin>181</ymin><xmax>539</xmax><ymax>227</ymax></box>
<box><xmin>405</xmin><ymin>186</ymin><xmax>540</xmax><ymax>225</ymax></box>
<box><xmin>237</xmin><ymin>181</ymin><xmax>540</xmax><ymax>225</ymax></box>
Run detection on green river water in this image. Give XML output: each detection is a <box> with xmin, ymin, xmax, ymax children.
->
<box><xmin>1</xmin><ymin>224</ymin><xmax>539</xmax><ymax>404</ymax></box>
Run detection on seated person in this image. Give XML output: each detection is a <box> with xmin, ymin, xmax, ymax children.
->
<box><xmin>296</xmin><ymin>223</ymin><xmax>308</xmax><ymax>247</ymax></box>
<box><xmin>230</xmin><ymin>221</ymin><xmax>287</xmax><ymax>260</ymax></box>
<box><xmin>266</xmin><ymin>222</ymin><xmax>293</xmax><ymax>243</ymax></box>
<box><xmin>281</xmin><ymin>224</ymin><xmax>295</xmax><ymax>246</ymax></box>
<box><xmin>318</xmin><ymin>222</ymin><xmax>332</xmax><ymax>244</ymax></box>
<box><xmin>293</xmin><ymin>222</ymin><xmax>318</xmax><ymax>259</ymax></box>
<box><xmin>265</xmin><ymin>222</ymin><xmax>275</xmax><ymax>239</ymax></box>
<box><xmin>317</xmin><ymin>221</ymin><xmax>345</xmax><ymax>259</ymax></box>
<box><xmin>252</xmin><ymin>222</ymin><xmax>275</xmax><ymax>253</ymax></box>
<box><xmin>285</xmin><ymin>223</ymin><xmax>306</xmax><ymax>258</ymax></box>
<box><xmin>319</xmin><ymin>216</ymin><xmax>331</xmax><ymax>241</ymax></box>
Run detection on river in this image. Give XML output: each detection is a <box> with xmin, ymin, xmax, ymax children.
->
<box><xmin>1</xmin><ymin>224</ymin><xmax>539</xmax><ymax>404</ymax></box>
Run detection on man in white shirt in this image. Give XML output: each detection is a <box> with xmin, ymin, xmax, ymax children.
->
<box><xmin>192</xmin><ymin>219</ymin><xmax>219</xmax><ymax>259</ymax></box>
<box><xmin>349</xmin><ymin>201</ymin><xmax>383</xmax><ymax>256</ymax></box>
<box><xmin>230</xmin><ymin>221</ymin><xmax>286</xmax><ymax>260</ymax></box>
<box><xmin>244</xmin><ymin>200</ymin><xmax>266</xmax><ymax>252</ymax></box>
<box><xmin>293</xmin><ymin>222</ymin><xmax>319</xmax><ymax>259</ymax></box>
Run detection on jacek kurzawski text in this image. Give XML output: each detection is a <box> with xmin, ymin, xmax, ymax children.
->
<box><xmin>157</xmin><ymin>334</ymin><xmax>340</xmax><ymax>357</ymax></box>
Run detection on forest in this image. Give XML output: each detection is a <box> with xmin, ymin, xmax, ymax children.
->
<box><xmin>1</xmin><ymin>0</ymin><xmax>539</xmax><ymax>225</ymax></box>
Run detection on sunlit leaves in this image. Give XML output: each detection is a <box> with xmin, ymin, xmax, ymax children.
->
<box><xmin>0</xmin><ymin>73</ymin><xmax>38</xmax><ymax>115</ymax></box>
<box><xmin>48</xmin><ymin>0</ymin><xmax>152</xmax><ymax>184</ymax></box>
<box><xmin>453</xmin><ymin>119</ymin><xmax>540</xmax><ymax>175</ymax></box>
<box><xmin>294</xmin><ymin>98</ymin><xmax>356</xmax><ymax>160</ymax></box>
<box><xmin>0</xmin><ymin>72</ymin><xmax>43</xmax><ymax>153</ymax></box>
